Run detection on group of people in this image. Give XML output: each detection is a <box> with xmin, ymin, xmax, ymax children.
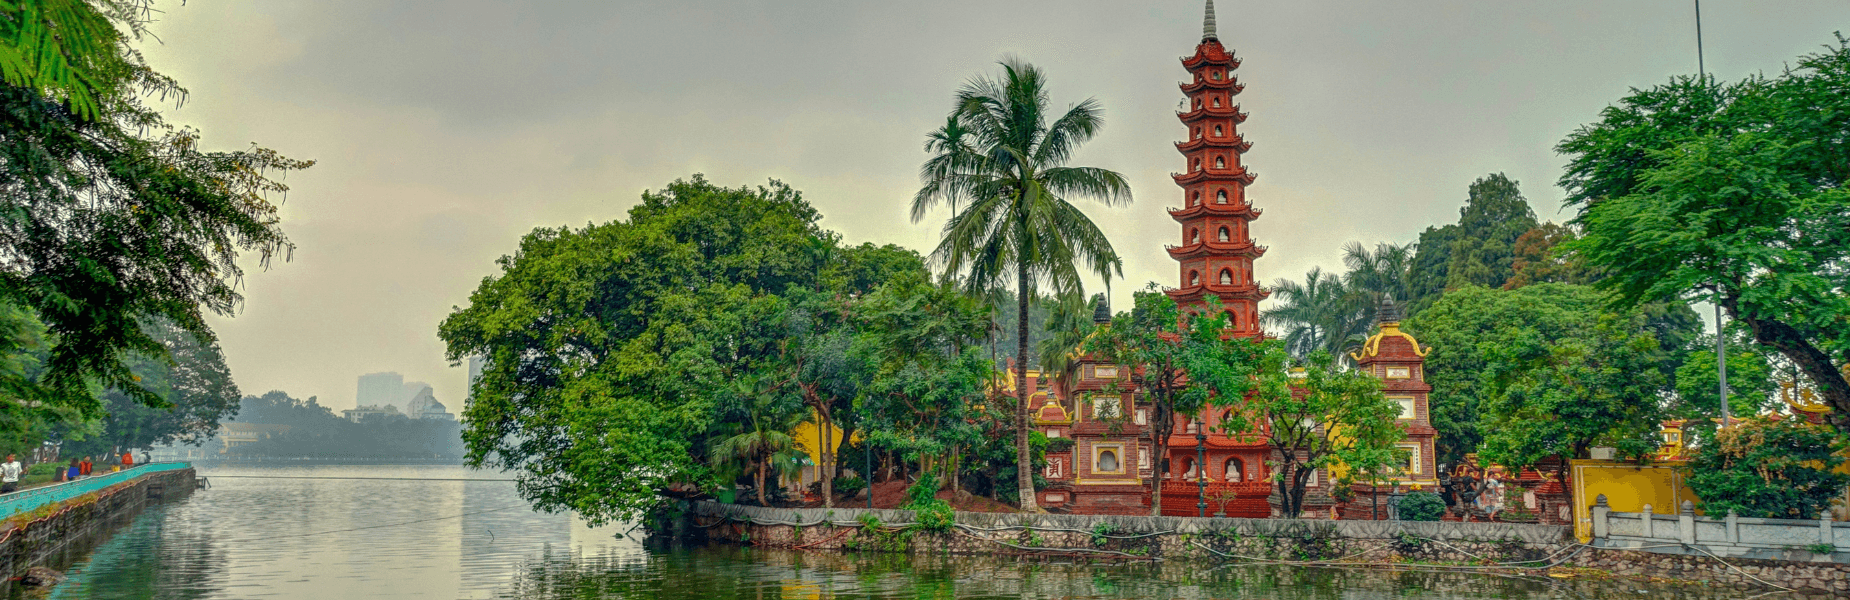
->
<box><xmin>0</xmin><ymin>452</ymin><xmax>145</xmax><ymax>494</ymax></box>
<box><xmin>1439</xmin><ymin>464</ymin><xmax>1507</xmax><ymax>518</ymax></box>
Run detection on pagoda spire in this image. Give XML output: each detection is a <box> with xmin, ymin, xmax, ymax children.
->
<box><xmin>1203</xmin><ymin>0</ymin><xmax>1219</xmax><ymax>42</ymax></box>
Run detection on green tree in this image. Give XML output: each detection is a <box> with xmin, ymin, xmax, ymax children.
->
<box><xmin>1192</xmin><ymin>337</ymin><xmax>1405</xmax><ymax>519</ymax></box>
<box><xmin>1686</xmin><ymin>416</ymin><xmax>1848</xmax><ymax>519</ymax></box>
<box><xmin>1477</xmin><ymin>310</ymin><xmax>1670</xmax><ymax>470</ymax></box>
<box><xmin>1084</xmin><ymin>285</ymin><xmax>1213</xmax><ymax>516</ymax></box>
<box><xmin>911</xmin><ymin>59</ymin><xmax>1132</xmax><ymax>511</ymax></box>
<box><xmin>56</xmin><ymin>319</ymin><xmax>241</xmax><ymax>457</ymax></box>
<box><xmin>0</xmin><ymin>2</ymin><xmax>310</xmax><ymax>430</ymax></box>
<box><xmin>709</xmin><ymin>375</ymin><xmax>805</xmax><ymax>507</ymax></box>
<box><xmin>1342</xmin><ymin>241</ymin><xmax>1418</xmax><ymax>305</ymax></box>
<box><xmin>1407</xmin><ymin>173</ymin><xmax>1540</xmax><ymax>313</ymax></box>
<box><xmin>1407</xmin><ymin>284</ymin><xmax>1694</xmax><ymax>466</ymax></box>
<box><xmin>1262</xmin><ymin>267</ymin><xmax>1368</xmax><ymax>359</ymax></box>
<box><xmin>441</xmin><ymin>176</ymin><xmax>841</xmax><ymax>523</ymax></box>
<box><xmin>1673</xmin><ymin>334</ymin><xmax>1776</xmax><ymax>441</ymax></box>
<box><xmin>1557</xmin><ymin>39</ymin><xmax>1850</xmax><ymax>431</ymax></box>
<box><xmin>852</xmin><ymin>271</ymin><xmax>991</xmax><ymax>498</ymax></box>
<box><xmin>1502</xmin><ymin>223</ymin><xmax>1598</xmax><ymax>289</ymax></box>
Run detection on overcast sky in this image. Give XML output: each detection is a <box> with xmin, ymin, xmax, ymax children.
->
<box><xmin>137</xmin><ymin>1</ymin><xmax>1850</xmax><ymax>410</ymax></box>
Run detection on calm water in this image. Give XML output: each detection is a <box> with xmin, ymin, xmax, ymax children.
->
<box><xmin>36</xmin><ymin>464</ymin><xmax>1790</xmax><ymax>599</ymax></box>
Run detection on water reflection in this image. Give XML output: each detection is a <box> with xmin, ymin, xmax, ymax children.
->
<box><xmin>31</xmin><ymin>465</ymin><xmax>1791</xmax><ymax>599</ymax></box>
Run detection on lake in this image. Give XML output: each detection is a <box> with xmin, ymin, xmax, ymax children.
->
<box><xmin>39</xmin><ymin>464</ymin><xmax>1782</xmax><ymax>599</ymax></box>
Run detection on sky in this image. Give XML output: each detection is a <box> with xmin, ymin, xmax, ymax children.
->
<box><xmin>135</xmin><ymin>1</ymin><xmax>1850</xmax><ymax>411</ymax></box>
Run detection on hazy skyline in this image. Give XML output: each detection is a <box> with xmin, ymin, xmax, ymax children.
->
<box><xmin>136</xmin><ymin>1</ymin><xmax>1850</xmax><ymax>410</ymax></box>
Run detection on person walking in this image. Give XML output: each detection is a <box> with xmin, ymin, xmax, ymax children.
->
<box><xmin>1</xmin><ymin>454</ymin><xmax>20</xmax><ymax>493</ymax></box>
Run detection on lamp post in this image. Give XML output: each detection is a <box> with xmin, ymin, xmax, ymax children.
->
<box><xmin>1196</xmin><ymin>427</ymin><xmax>1208</xmax><ymax>518</ymax></box>
<box><xmin>866</xmin><ymin>438</ymin><xmax>874</xmax><ymax>510</ymax></box>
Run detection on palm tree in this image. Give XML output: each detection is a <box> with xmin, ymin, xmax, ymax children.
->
<box><xmin>1342</xmin><ymin>241</ymin><xmax>1417</xmax><ymax>306</ymax></box>
<box><xmin>709</xmin><ymin>375</ymin><xmax>802</xmax><ymax>506</ymax></box>
<box><xmin>912</xmin><ymin>59</ymin><xmax>1132</xmax><ymax>512</ymax></box>
<box><xmin>1262</xmin><ymin>267</ymin><xmax>1371</xmax><ymax>358</ymax></box>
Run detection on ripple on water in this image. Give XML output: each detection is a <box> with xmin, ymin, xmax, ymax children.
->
<box><xmin>34</xmin><ymin>464</ymin><xmax>1781</xmax><ymax>600</ymax></box>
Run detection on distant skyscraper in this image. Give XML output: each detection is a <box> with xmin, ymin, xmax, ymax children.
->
<box><xmin>467</xmin><ymin>356</ymin><xmax>486</xmax><ymax>399</ymax></box>
<box><xmin>356</xmin><ymin>372</ymin><xmax>405</xmax><ymax>410</ymax></box>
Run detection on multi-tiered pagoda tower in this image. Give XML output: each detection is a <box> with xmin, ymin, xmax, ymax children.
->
<box><xmin>1166</xmin><ymin>0</ymin><xmax>1267</xmax><ymax>336</ymax></box>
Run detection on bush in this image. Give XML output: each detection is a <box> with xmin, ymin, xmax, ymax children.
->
<box><xmin>833</xmin><ymin>475</ymin><xmax>866</xmax><ymax>497</ymax></box>
<box><xmin>911</xmin><ymin>499</ymin><xmax>954</xmax><ymax>533</ymax></box>
<box><xmin>1399</xmin><ymin>491</ymin><xmax>1446</xmax><ymax>521</ymax></box>
<box><xmin>904</xmin><ymin>472</ymin><xmax>941</xmax><ymax>509</ymax></box>
<box><xmin>1687</xmin><ymin>417</ymin><xmax>1849</xmax><ymax>519</ymax></box>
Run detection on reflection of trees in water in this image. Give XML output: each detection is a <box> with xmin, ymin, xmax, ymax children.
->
<box><xmin>34</xmin><ymin>504</ymin><xmax>227</xmax><ymax>599</ymax></box>
<box><xmin>491</xmin><ymin>544</ymin><xmax>1753</xmax><ymax>600</ymax></box>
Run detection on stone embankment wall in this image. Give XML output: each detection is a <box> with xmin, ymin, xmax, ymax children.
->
<box><xmin>678</xmin><ymin>501</ymin><xmax>1850</xmax><ymax>594</ymax></box>
<box><xmin>0</xmin><ymin>467</ymin><xmax>196</xmax><ymax>584</ymax></box>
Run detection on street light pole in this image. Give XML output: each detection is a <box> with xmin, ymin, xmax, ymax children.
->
<box><xmin>866</xmin><ymin>439</ymin><xmax>874</xmax><ymax>510</ymax></box>
<box><xmin>1196</xmin><ymin>428</ymin><xmax>1208</xmax><ymax>518</ymax></box>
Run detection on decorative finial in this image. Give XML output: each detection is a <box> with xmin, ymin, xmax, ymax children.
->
<box><xmin>1203</xmin><ymin>0</ymin><xmax>1219</xmax><ymax>42</ymax></box>
<box><xmin>1092</xmin><ymin>293</ymin><xmax>1112</xmax><ymax>325</ymax></box>
<box><xmin>1376</xmin><ymin>298</ymin><xmax>1402</xmax><ymax>325</ymax></box>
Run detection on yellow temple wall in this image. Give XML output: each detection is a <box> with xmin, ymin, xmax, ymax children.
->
<box><xmin>1568</xmin><ymin>459</ymin><xmax>1697</xmax><ymax>543</ymax></box>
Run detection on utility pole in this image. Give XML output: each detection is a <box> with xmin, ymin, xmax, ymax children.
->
<box><xmin>1695</xmin><ymin>0</ymin><xmax>1730</xmax><ymax>428</ymax></box>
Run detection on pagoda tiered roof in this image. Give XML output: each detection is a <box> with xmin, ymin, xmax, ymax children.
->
<box><xmin>1175</xmin><ymin>135</ymin><xmax>1252</xmax><ymax>154</ymax></box>
<box><xmin>1172</xmin><ymin>166</ymin><xmax>1256</xmax><ymax>186</ymax></box>
<box><xmin>1165</xmin><ymin>239</ymin><xmax>1264</xmax><ymax>260</ymax></box>
<box><xmin>1178</xmin><ymin>105</ymin><xmax>1248</xmax><ymax>124</ymax></box>
<box><xmin>1162</xmin><ymin>281</ymin><xmax>1270</xmax><ymax>306</ymax></box>
<box><xmin>1168</xmin><ymin>202</ymin><xmax>1260</xmax><ymax>221</ymax></box>
<box><xmin>1182</xmin><ymin>41</ymin><xmax>1238</xmax><ymax>69</ymax></box>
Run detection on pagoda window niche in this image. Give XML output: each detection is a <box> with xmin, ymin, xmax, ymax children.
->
<box><xmin>1191</xmin><ymin>158</ymin><xmax>1200</xmax><ymax>171</ymax></box>
<box><xmin>1214</xmin><ymin>156</ymin><xmax>1226</xmax><ymax>169</ymax></box>
<box><xmin>1094</xmin><ymin>446</ymin><xmax>1123</xmax><ymax>474</ymax></box>
<box><xmin>1193</xmin><ymin>127</ymin><xmax>1202</xmax><ymax>140</ymax></box>
<box><xmin>1182</xmin><ymin>457</ymin><xmax>1199</xmax><ymax>479</ymax></box>
<box><xmin>1217</xmin><ymin>227</ymin><xmax>1230</xmax><ymax>242</ymax></box>
<box><xmin>1225</xmin><ymin>457</ymin><xmax>1244</xmax><ymax>482</ymax></box>
<box><xmin>1191</xmin><ymin>191</ymin><xmax>1200</xmax><ymax>206</ymax></box>
<box><xmin>1189</xmin><ymin>229</ymin><xmax>1200</xmax><ymax>244</ymax></box>
<box><xmin>1212</xmin><ymin>96</ymin><xmax>1222</xmax><ymax>108</ymax></box>
<box><xmin>1194</xmin><ymin>98</ymin><xmax>1202</xmax><ymax>109</ymax></box>
<box><xmin>1189</xmin><ymin>271</ymin><xmax>1200</xmax><ymax>286</ymax></box>
<box><xmin>1213</xmin><ymin>124</ymin><xmax>1223</xmax><ymax>137</ymax></box>
<box><xmin>1212</xmin><ymin>70</ymin><xmax>1222</xmax><ymax>81</ymax></box>
<box><xmin>1216</xmin><ymin>190</ymin><xmax>1228</xmax><ymax>204</ymax></box>
<box><xmin>1219</xmin><ymin>269</ymin><xmax>1233</xmax><ymax>285</ymax></box>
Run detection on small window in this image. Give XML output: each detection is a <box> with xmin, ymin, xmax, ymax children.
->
<box><xmin>1216</xmin><ymin>190</ymin><xmax>1228</xmax><ymax>204</ymax></box>
<box><xmin>1191</xmin><ymin>158</ymin><xmax>1200</xmax><ymax>171</ymax></box>
<box><xmin>1182</xmin><ymin>457</ymin><xmax>1198</xmax><ymax>479</ymax></box>
<box><xmin>1214</xmin><ymin>156</ymin><xmax>1226</xmax><ymax>169</ymax></box>
<box><xmin>1134</xmin><ymin>408</ymin><xmax>1148</xmax><ymax>426</ymax></box>
<box><xmin>1094</xmin><ymin>396</ymin><xmax>1121</xmax><ymax>419</ymax></box>
<box><xmin>1194</xmin><ymin>98</ymin><xmax>1202</xmax><ymax>109</ymax></box>
<box><xmin>1225</xmin><ymin>458</ymin><xmax>1244</xmax><ymax>482</ymax></box>
<box><xmin>1191</xmin><ymin>191</ymin><xmax>1200</xmax><ymax>206</ymax></box>
<box><xmin>1193</xmin><ymin>127</ymin><xmax>1201</xmax><ymax>139</ymax></box>
<box><xmin>1391</xmin><ymin>396</ymin><xmax>1416</xmax><ymax>419</ymax></box>
<box><xmin>1189</xmin><ymin>229</ymin><xmax>1200</xmax><ymax>244</ymax></box>
<box><xmin>1139</xmin><ymin>447</ymin><xmax>1150</xmax><ymax>469</ymax></box>
<box><xmin>1217</xmin><ymin>227</ymin><xmax>1230</xmax><ymax>242</ymax></box>
<box><xmin>1212</xmin><ymin>96</ymin><xmax>1222</xmax><ymax>108</ymax></box>
<box><xmin>1213</xmin><ymin>125</ymin><xmax>1223</xmax><ymax>137</ymax></box>
<box><xmin>1189</xmin><ymin>271</ymin><xmax>1200</xmax><ymax>286</ymax></box>
<box><xmin>1219</xmin><ymin>269</ymin><xmax>1233</xmax><ymax>285</ymax></box>
<box><xmin>1386</xmin><ymin>366</ymin><xmax>1412</xmax><ymax>379</ymax></box>
<box><xmin>1212</xmin><ymin>71</ymin><xmax>1222</xmax><ymax>81</ymax></box>
<box><xmin>1097</xmin><ymin>450</ymin><xmax>1120</xmax><ymax>473</ymax></box>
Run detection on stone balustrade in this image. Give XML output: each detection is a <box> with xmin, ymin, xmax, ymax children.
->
<box><xmin>1590</xmin><ymin>494</ymin><xmax>1848</xmax><ymax>563</ymax></box>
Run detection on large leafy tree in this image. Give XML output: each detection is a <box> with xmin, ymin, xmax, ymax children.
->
<box><xmin>1084</xmin><ymin>285</ymin><xmax>1213</xmax><ymax>516</ymax></box>
<box><xmin>911</xmin><ymin>59</ymin><xmax>1132</xmax><ymax>512</ymax></box>
<box><xmin>1407</xmin><ymin>173</ymin><xmax>1540</xmax><ymax>313</ymax></box>
<box><xmin>1193</xmin><ymin>339</ymin><xmax>1405</xmax><ymax>519</ymax></box>
<box><xmin>0</xmin><ymin>0</ymin><xmax>310</xmax><ymax>431</ymax></box>
<box><xmin>1408</xmin><ymin>284</ymin><xmax>1690</xmax><ymax>467</ymax></box>
<box><xmin>1686</xmin><ymin>416</ymin><xmax>1848</xmax><ymax>519</ymax></box>
<box><xmin>1557</xmin><ymin>38</ymin><xmax>1850</xmax><ymax>431</ymax></box>
<box><xmin>57</xmin><ymin>319</ymin><xmax>241</xmax><ymax>456</ymax></box>
<box><xmin>441</xmin><ymin>177</ymin><xmax>847</xmax><ymax>523</ymax></box>
<box><xmin>852</xmin><ymin>271</ymin><xmax>991</xmax><ymax>498</ymax></box>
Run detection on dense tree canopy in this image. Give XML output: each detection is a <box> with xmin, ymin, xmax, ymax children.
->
<box><xmin>0</xmin><ymin>0</ymin><xmax>309</xmax><ymax>438</ymax></box>
<box><xmin>1085</xmin><ymin>286</ymin><xmax>1214</xmax><ymax>515</ymax></box>
<box><xmin>1557</xmin><ymin>38</ymin><xmax>1850</xmax><ymax>431</ymax></box>
<box><xmin>1408</xmin><ymin>173</ymin><xmax>1539</xmax><ymax>312</ymax></box>
<box><xmin>1686</xmin><ymin>416</ymin><xmax>1848</xmax><ymax>520</ymax></box>
<box><xmin>57</xmin><ymin>319</ymin><xmax>240</xmax><ymax>457</ymax></box>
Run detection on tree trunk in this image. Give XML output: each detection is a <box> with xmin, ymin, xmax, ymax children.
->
<box><xmin>755</xmin><ymin>457</ymin><xmax>769</xmax><ymax>506</ymax></box>
<box><xmin>1015</xmin><ymin>268</ymin><xmax>1039</xmax><ymax>513</ymax></box>
<box><xmin>1729</xmin><ymin>302</ymin><xmax>1850</xmax><ymax>433</ymax></box>
<box><xmin>1149</xmin><ymin>391</ymin><xmax>1174</xmax><ymax>516</ymax></box>
<box><xmin>819</xmin><ymin>403</ymin><xmax>833</xmax><ymax>508</ymax></box>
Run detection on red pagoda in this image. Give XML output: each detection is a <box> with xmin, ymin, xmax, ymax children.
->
<box><xmin>1165</xmin><ymin>0</ymin><xmax>1267</xmax><ymax>336</ymax></box>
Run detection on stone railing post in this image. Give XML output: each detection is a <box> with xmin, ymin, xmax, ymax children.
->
<box><xmin>1678</xmin><ymin>501</ymin><xmax>1696</xmax><ymax>545</ymax></box>
<box><xmin>1641</xmin><ymin>504</ymin><xmax>1654</xmax><ymax>539</ymax></box>
<box><xmin>1726</xmin><ymin>509</ymin><xmax>1739</xmax><ymax>544</ymax></box>
<box><xmin>1591</xmin><ymin>494</ymin><xmax>1610</xmax><ymax>541</ymax></box>
<box><xmin>1823</xmin><ymin>512</ymin><xmax>1836</xmax><ymax>550</ymax></box>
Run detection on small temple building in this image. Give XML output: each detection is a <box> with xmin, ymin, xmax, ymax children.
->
<box><xmin>1335</xmin><ymin>301</ymin><xmax>1442</xmax><ymax>519</ymax></box>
